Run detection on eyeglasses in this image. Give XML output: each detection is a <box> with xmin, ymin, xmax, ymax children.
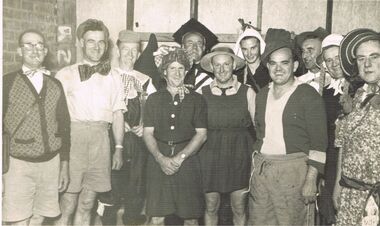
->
<box><xmin>21</xmin><ymin>42</ymin><xmax>45</xmax><ymax>51</ymax></box>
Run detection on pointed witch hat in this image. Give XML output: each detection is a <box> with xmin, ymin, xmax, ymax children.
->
<box><xmin>134</xmin><ymin>33</ymin><xmax>162</xmax><ymax>90</ymax></box>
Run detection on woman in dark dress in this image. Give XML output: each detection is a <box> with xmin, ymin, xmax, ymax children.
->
<box><xmin>199</xmin><ymin>47</ymin><xmax>256</xmax><ymax>226</ymax></box>
<box><xmin>143</xmin><ymin>47</ymin><xmax>208</xmax><ymax>226</ymax></box>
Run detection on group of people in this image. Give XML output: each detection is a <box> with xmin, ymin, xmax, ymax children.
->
<box><xmin>2</xmin><ymin>16</ymin><xmax>379</xmax><ymax>226</ymax></box>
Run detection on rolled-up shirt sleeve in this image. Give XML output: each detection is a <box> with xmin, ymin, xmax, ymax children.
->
<box><xmin>304</xmin><ymin>89</ymin><xmax>328</xmax><ymax>174</ymax></box>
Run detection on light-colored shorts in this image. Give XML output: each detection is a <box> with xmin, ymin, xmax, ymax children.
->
<box><xmin>248</xmin><ymin>152</ymin><xmax>309</xmax><ymax>225</ymax></box>
<box><xmin>67</xmin><ymin>121</ymin><xmax>111</xmax><ymax>193</ymax></box>
<box><xmin>2</xmin><ymin>155</ymin><xmax>60</xmax><ymax>222</ymax></box>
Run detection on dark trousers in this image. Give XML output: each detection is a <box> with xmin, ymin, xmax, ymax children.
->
<box><xmin>99</xmin><ymin>132</ymin><xmax>147</xmax><ymax>225</ymax></box>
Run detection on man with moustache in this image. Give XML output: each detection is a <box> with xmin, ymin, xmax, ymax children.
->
<box><xmin>55</xmin><ymin>19</ymin><xmax>126</xmax><ymax>226</ymax></box>
<box><xmin>3</xmin><ymin>29</ymin><xmax>70</xmax><ymax>226</ymax></box>
<box><xmin>297</xmin><ymin>27</ymin><xmax>330</xmax><ymax>94</ymax></box>
<box><xmin>249</xmin><ymin>29</ymin><xmax>327</xmax><ymax>225</ymax></box>
<box><xmin>234</xmin><ymin>28</ymin><xmax>271</xmax><ymax>93</ymax></box>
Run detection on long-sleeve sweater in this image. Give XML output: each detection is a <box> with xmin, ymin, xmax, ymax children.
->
<box><xmin>3</xmin><ymin>70</ymin><xmax>70</xmax><ymax>162</ymax></box>
<box><xmin>254</xmin><ymin>83</ymin><xmax>328</xmax><ymax>174</ymax></box>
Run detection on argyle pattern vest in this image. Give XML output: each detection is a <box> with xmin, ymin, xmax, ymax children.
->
<box><xmin>3</xmin><ymin>72</ymin><xmax>63</xmax><ymax>161</ymax></box>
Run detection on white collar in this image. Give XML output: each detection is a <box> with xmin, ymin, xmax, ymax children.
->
<box><xmin>326</xmin><ymin>77</ymin><xmax>344</xmax><ymax>96</ymax></box>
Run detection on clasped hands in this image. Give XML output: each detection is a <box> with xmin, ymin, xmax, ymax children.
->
<box><xmin>157</xmin><ymin>154</ymin><xmax>185</xmax><ymax>175</ymax></box>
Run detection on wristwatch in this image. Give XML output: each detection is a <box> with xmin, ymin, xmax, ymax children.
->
<box><xmin>180</xmin><ymin>153</ymin><xmax>186</xmax><ymax>160</ymax></box>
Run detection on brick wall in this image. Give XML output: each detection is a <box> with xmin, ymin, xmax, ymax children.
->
<box><xmin>3</xmin><ymin>0</ymin><xmax>58</xmax><ymax>74</ymax></box>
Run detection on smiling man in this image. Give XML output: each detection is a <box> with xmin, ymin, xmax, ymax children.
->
<box><xmin>199</xmin><ymin>47</ymin><xmax>255</xmax><ymax>226</ymax></box>
<box><xmin>249</xmin><ymin>28</ymin><xmax>327</xmax><ymax>225</ymax></box>
<box><xmin>55</xmin><ymin>19</ymin><xmax>126</xmax><ymax>226</ymax></box>
<box><xmin>297</xmin><ymin>27</ymin><xmax>330</xmax><ymax>93</ymax></box>
<box><xmin>234</xmin><ymin>28</ymin><xmax>271</xmax><ymax>93</ymax></box>
<box><xmin>2</xmin><ymin>29</ymin><xmax>70</xmax><ymax>226</ymax></box>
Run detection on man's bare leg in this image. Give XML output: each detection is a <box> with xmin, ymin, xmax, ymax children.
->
<box><xmin>55</xmin><ymin>193</ymin><xmax>79</xmax><ymax>225</ymax></box>
<box><xmin>73</xmin><ymin>188</ymin><xmax>97</xmax><ymax>226</ymax></box>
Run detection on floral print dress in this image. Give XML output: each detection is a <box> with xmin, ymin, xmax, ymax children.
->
<box><xmin>335</xmin><ymin>85</ymin><xmax>380</xmax><ymax>226</ymax></box>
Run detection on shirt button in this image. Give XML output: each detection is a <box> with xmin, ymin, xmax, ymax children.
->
<box><xmin>170</xmin><ymin>126</ymin><xmax>175</xmax><ymax>130</ymax></box>
<box><xmin>173</xmin><ymin>101</ymin><xmax>178</xmax><ymax>105</ymax></box>
<box><xmin>171</xmin><ymin>114</ymin><xmax>175</xmax><ymax>118</ymax></box>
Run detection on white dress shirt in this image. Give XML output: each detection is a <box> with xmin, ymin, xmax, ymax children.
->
<box><xmin>22</xmin><ymin>65</ymin><xmax>44</xmax><ymax>94</ymax></box>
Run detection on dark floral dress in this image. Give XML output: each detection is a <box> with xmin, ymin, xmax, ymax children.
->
<box><xmin>335</xmin><ymin>86</ymin><xmax>380</xmax><ymax>226</ymax></box>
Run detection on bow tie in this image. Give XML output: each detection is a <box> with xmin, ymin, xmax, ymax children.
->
<box><xmin>78</xmin><ymin>61</ymin><xmax>111</xmax><ymax>82</ymax></box>
<box><xmin>24</xmin><ymin>67</ymin><xmax>50</xmax><ymax>77</ymax></box>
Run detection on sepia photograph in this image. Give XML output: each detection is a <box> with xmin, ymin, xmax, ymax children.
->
<box><xmin>2</xmin><ymin>0</ymin><xmax>380</xmax><ymax>225</ymax></box>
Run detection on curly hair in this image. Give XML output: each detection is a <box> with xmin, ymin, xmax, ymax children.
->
<box><xmin>160</xmin><ymin>47</ymin><xmax>191</xmax><ymax>74</ymax></box>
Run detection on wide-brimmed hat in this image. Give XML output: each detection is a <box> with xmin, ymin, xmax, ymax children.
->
<box><xmin>340</xmin><ymin>28</ymin><xmax>380</xmax><ymax>76</ymax></box>
<box><xmin>261</xmin><ymin>28</ymin><xmax>294</xmax><ymax>65</ymax></box>
<box><xmin>295</xmin><ymin>27</ymin><xmax>329</xmax><ymax>48</ymax></box>
<box><xmin>200</xmin><ymin>46</ymin><xmax>245</xmax><ymax>72</ymax></box>
<box><xmin>173</xmin><ymin>18</ymin><xmax>218</xmax><ymax>51</ymax></box>
<box><xmin>234</xmin><ymin>28</ymin><xmax>266</xmax><ymax>58</ymax></box>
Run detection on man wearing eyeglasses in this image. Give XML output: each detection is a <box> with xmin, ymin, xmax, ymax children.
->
<box><xmin>2</xmin><ymin>29</ymin><xmax>70</xmax><ymax>226</ymax></box>
<box><xmin>54</xmin><ymin>19</ymin><xmax>126</xmax><ymax>226</ymax></box>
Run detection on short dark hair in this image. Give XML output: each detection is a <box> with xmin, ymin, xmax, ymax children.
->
<box><xmin>77</xmin><ymin>19</ymin><xmax>109</xmax><ymax>40</ymax></box>
<box><xmin>18</xmin><ymin>29</ymin><xmax>46</xmax><ymax>46</ymax></box>
<box><xmin>303</xmin><ymin>34</ymin><xmax>323</xmax><ymax>43</ymax></box>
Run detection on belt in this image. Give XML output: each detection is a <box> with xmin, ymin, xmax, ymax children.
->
<box><xmin>154</xmin><ymin>137</ymin><xmax>191</xmax><ymax>146</ymax></box>
<box><xmin>340</xmin><ymin>174</ymin><xmax>380</xmax><ymax>217</ymax></box>
<box><xmin>154</xmin><ymin>137</ymin><xmax>191</xmax><ymax>156</ymax></box>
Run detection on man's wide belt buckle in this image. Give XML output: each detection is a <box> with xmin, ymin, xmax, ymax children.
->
<box><xmin>168</xmin><ymin>141</ymin><xmax>174</xmax><ymax>146</ymax></box>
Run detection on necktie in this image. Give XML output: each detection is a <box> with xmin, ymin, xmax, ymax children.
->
<box><xmin>219</xmin><ymin>86</ymin><xmax>233</xmax><ymax>96</ymax></box>
<box><xmin>24</xmin><ymin>67</ymin><xmax>51</xmax><ymax>77</ymax></box>
<box><xmin>184</xmin><ymin>62</ymin><xmax>197</xmax><ymax>85</ymax></box>
<box><xmin>78</xmin><ymin>61</ymin><xmax>111</xmax><ymax>82</ymax></box>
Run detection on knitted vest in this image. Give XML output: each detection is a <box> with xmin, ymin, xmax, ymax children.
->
<box><xmin>4</xmin><ymin>72</ymin><xmax>63</xmax><ymax>161</ymax></box>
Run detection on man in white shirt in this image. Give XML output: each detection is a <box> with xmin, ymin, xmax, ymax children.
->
<box><xmin>55</xmin><ymin>19</ymin><xmax>126</xmax><ymax>226</ymax></box>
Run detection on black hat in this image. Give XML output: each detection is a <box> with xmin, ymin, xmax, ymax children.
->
<box><xmin>261</xmin><ymin>28</ymin><xmax>294</xmax><ymax>65</ymax></box>
<box><xmin>339</xmin><ymin>28</ymin><xmax>380</xmax><ymax>76</ymax></box>
<box><xmin>295</xmin><ymin>27</ymin><xmax>329</xmax><ymax>48</ymax></box>
<box><xmin>173</xmin><ymin>18</ymin><xmax>218</xmax><ymax>51</ymax></box>
<box><xmin>134</xmin><ymin>33</ymin><xmax>161</xmax><ymax>89</ymax></box>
